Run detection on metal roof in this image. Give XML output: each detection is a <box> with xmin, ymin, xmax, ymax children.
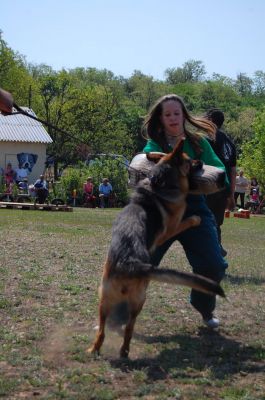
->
<box><xmin>0</xmin><ymin>107</ymin><xmax>53</xmax><ymax>144</ymax></box>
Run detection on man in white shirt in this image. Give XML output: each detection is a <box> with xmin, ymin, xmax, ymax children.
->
<box><xmin>234</xmin><ymin>170</ymin><xmax>248</xmax><ymax>208</ymax></box>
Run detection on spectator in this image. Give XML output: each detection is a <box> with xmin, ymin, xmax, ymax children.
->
<box><xmin>34</xmin><ymin>174</ymin><xmax>49</xmax><ymax>204</ymax></box>
<box><xmin>18</xmin><ymin>178</ymin><xmax>29</xmax><ymax>194</ymax></box>
<box><xmin>234</xmin><ymin>170</ymin><xmax>249</xmax><ymax>209</ymax></box>
<box><xmin>4</xmin><ymin>163</ymin><xmax>16</xmax><ymax>186</ymax></box>
<box><xmin>205</xmin><ymin>108</ymin><xmax>237</xmax><ymax>257</ymax></box>
<box><xmin>250</xmin><ymin>177</ymin><xmax>259</xmax><ymax>196</ymax></box>
<box><xmin>99</xmin><ymin>178</ymin><xmax>113</xmax><ymax>208</ymax></box>
<box><xmin>245</xmin><ymin>188</ymin><xmax>260</xmax><ymax>212</ymax></box>
<box><xmin>83</xmin><ymin>177</ymin><xmax>96</xmax><ymax>207</ymax></box>
<box><xmin>15</xmin><ymin>164</ymin><xmax>28</xmax><ymax>184</ymax></box>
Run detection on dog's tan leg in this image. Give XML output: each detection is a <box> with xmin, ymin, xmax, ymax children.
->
<box><xmin>88</xmin><ymin>304</ymin><xmax>106</xmax><ymax>355</ymax></box>
<box><xmin>157</xmin><ymin>215</ymin><xmax>201</xmax><ymax>246</ymax></box>
<box><xmin>173</xmin><ymin>215</ymin><xmax>201</xmax><ymax>235</ymax></box>
<box><xmin>120</xmin><ymin>314</ymin><xmax>137</xmax><ymax>358</ymax></box>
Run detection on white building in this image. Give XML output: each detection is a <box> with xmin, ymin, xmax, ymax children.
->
<box><xmin>0</xmin><ymin>108</ymin><xmax>53</xmax><ymax>183</ymax></box>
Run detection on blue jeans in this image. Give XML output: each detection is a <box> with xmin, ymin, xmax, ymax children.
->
<box><xmin>150</xmin><ymin>195</ymin><xmax>228</xmax><ymax>318</ymax></box>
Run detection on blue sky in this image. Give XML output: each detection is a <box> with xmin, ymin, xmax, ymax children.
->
<box><xmin>1</xmin><ymin>0</ymin><xmax>265</xmax><ymax>80</ymax></box>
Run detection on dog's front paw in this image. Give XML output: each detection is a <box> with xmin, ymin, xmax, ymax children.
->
<box><xmin>190</xmin><ymin>215</ymin><xmax>201</xmax><ymax>226</ymax></box>
<box><xmin>87</xmin><ymin>346</ymin><xmax>100</xmax><ymax>356</ymax></box>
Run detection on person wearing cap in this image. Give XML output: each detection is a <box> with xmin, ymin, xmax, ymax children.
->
<box><xmin>205</xmin><ymin>108</ymin><xmax>237</xmax><ymax>257</ymax></box>
<box><xmin>18</xmin><ymin>177</ymin><xmax>29</xmax><ymax>194</ymax></box>
<box><xmin>99</xmin><ymin>178</ymin><xmax>113</xmax><ymax>208</ymax></box>
<box><xmin>34</xmin><ymin>174</ymin><xmax>49</xmax><ymax>203</ymax></box>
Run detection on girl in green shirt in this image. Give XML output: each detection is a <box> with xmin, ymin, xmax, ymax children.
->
<box><xmin>142</xmin><ymin>94</ymin><xmax>228</xmax><ymax>329</ymax></box>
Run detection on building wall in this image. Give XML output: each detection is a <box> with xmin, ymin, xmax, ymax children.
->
<box><xmin>0</xmin><ymin>142</ymin><xmax>47</xmax><ymax>184</ymax></box>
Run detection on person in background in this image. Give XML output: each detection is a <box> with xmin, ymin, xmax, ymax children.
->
<box><xmin>0</xmin><ymin>88</ymin><xmax>13</xmax><ymax>115</ymax></box>
<box><xmin>18</xmin><ymin>177</ymin><xmax>29</xmax><ymax>194</ymax></box>
<box><xmin>83</xmin><ymin>177</ymin><xmax>96</xmax><ymax>207</ymax></box>
<box><xmin>4</xmin><ymin>163</ymin><xmax>16</xmax><ymax>186</ymax></box>
<box><xmin>234</xmin><ymin>170</ymin><xmax>249</xmax><ymax>209</ymax></box>
<box><xmin>99</xmin><ymin>178</ymin><xmax>113</xmax><ymax>208</ymax></box>
<box><xmin>15</xmin><ymin>164</ymin><xmax>28</xmax><ymax>184</ymax></box>
<box><xmin>34</xmin><ymin>174</ymin><xmax>49</xmax><ymax>204</ymax></box>
<box><xmin>142</xmin><ymin>94</ymin><xmax>228</xmax><ymax>329</ymax></box>
<box><xmin>205</xmin><ymin>108</ymin><xmax>237</xmax><ymax>257</ymax></box>
<box><xmin>249</xmin><ymin>177</ymin><xmax>259</xmax><ymax>196</ymax></box>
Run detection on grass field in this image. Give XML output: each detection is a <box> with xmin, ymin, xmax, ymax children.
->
<box><xmin>0</xmin><ymin>208</ymin><xmax>265</xmax><ymax>400</ymax></box>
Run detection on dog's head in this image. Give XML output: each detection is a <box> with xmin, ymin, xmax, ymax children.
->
<box><xmin>146</xmin><ymin>139</ymin><xmax>192</xmax><ymax>196</ymax></box>
<box><xmin>17</xmin><ymin>153</ymin><xmax>38</xmax><ymax>172</ymax></box>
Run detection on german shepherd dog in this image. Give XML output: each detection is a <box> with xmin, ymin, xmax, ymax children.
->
<box><xmin>89</xmin><ymin>140</ymin><xmax>226</xmax><ymax>358</ymax></box>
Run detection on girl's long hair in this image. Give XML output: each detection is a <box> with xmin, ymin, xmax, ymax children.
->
<box><xmin>142</xmin><ymin>94</ymin><xmax>216</xmax><ymax>155</ymax></box>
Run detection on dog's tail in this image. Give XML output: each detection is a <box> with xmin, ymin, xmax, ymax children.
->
<box><xmin>148</xmin><ymin>268</ymin><xmax>225</xmax><ymax>297</ymax></box>
<box><xmin>112</xmin><ymin>261</ymin><xmax>225</xmax><ymax>297</ymax></box>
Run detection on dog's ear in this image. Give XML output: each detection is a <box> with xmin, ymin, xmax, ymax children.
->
<box><xmin>146</xmin><ymin>152</ymin><xmax>166</xmax><ymax>164</ymax></box>
<box><xmin>161</xmin><ymin>137</ymin><xmax>185</xmax><ymax>166</ymax></box>
<box><xmin>170</xmin><ymin>138</ymin><xmax>185</xmax><ymax>164</ymax></box>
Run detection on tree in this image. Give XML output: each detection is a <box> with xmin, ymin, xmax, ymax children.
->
<box><xmin>240</xmin><ymin>108</ymin><xmax>265</xmax><ymax>190</ymax></box>
<box><xmin>253</xmin><ymin>70</ymin><xmax>265</xmax><ymax>96</ymax></box>
<box><xmin>165</xmin><ymin>60</ymin><xmax>206</xmax><ymax>84</ymax></box>
<box><xmin>0</xmin><ymin>30</ymin><xmax>34</xmax><ymax>106</ymax></box>
<box><xmin>125</xmin><ymin>70</ymin><xmax>165</xmax><ymax>110</ymax></box>
<box><xmin>234</xmin><ymin>73</ymin><xmax>253</xmax><ymax>96</ymax></box>
<box><xmin>226</xmin><ymin>108</ymin><xmax>256</xmax><ymax>154</ymax></box>
<box><xmin>31</xmin><ymin>70</ymin><xmax>75</xmax><ymax>178</ymax></box>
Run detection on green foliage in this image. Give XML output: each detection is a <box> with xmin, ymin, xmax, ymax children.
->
<box><xmin>165</xmin><ymin>60</ymin><xmax>206</xmax><ymax>84</ymax></box>
<box><xmin>60</xmin><ymin>167</ymin><xmax>83</xmax><ymax>203</ymax></box>
<box><xmin>0</xmin><ymin>175</ymin><xmax>5</xmax><ymax>193</ymax></box>
<box><xmin>239</xmin><ymin>107</ymin><xmax>265</xmax><ymax>192</ymax></box>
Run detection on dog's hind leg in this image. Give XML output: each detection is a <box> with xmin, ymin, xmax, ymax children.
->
<box><xmin>120</xmin><ymin>313</ymin><xmax>137</xmax><ymax>358</ymax></box>
<box><xmin>120</xmin><ymin>296</ymin><xmax>146</xmax><ymax>358</ymax></box>
<box><xmin>88</xmin><ymin>303</ymin><xmax>107</xmax><ymax>355</ymax></box>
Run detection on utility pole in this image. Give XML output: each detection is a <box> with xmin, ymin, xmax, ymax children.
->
<box><xmin>28</xmin><ymin>85</ymin><xmax>32</xmax><ymax>108</ymax></box>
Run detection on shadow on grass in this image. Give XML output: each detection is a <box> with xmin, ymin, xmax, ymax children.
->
<box><xmin>110</xmin><ymin>330</ymin><xmax>265</xmax><ymax>381</ymax></box>
<box><xmin>224</xmin><ymin>273</ymin><xmax>265</xmax><ymax>285</ymax></box>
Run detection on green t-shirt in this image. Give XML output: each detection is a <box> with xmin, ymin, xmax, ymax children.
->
<box><xmin>143</xmin><ymin>137</ymin><xmax>229</xmax><ymax>186</ymax></box>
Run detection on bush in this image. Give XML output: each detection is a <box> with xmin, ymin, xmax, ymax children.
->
<box><xmin>83</xmin><ymin>158</ymin><xmax>129</xmax><ymax>205</ymax></box>
<box><xmin>59</xmin><ymin>167</ymin><xmax>83</xmax><ymax>205</ymax></box>
<box><xmin>57</xmin><ymin>159</ymin><xmax>129</xmax><ymax>206</ymax></box>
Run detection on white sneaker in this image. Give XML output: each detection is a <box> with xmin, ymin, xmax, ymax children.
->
<box><xmin>203</xmin><ymin>316</ymin><xmax>220</xmax><ymax>329</ymax></box>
